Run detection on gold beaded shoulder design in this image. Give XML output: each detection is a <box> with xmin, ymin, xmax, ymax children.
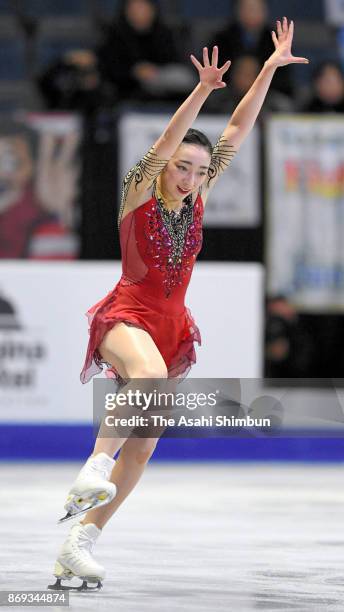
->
<box><xmin>207</xmin><ymin>136</ymin><xmax>236</xmax><ymax>188</ymax></box>
<box><xmin>118</xmin><ymin>146</ymin><xmax>169</xmax><ymax>229</ymax></box>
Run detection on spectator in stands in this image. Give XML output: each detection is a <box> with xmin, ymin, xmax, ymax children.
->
<box><xmin>97</xmin><ymin>0</ymin><xmax>195</xmax><ymax>103</ymax></box>
<box><xmin>204</xmin><ymin>54</ymin><xmax>294</xmax><ymax>115</ymax></box>
<box><xmin>302</xmin><ymin>60</ymin><xmax>344</xmax><ymax>113</ymax></box>
<box><xmin>211</xmin><ymin>0</ymin><xmax>292</xmax><ymax>95</ymax></box>
<box><xmin>265</xmin><ymin>295</ymin><xmax>314</xmax><ymax>377</ymax></box>
<box><xmin>38</xmin><ymin>50</ymin><xmax>115</xmax><ymax>113</ymax></box>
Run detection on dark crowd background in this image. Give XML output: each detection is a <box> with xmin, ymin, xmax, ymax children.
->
<box><xmin>1</xmin><ymin>0</ymin><xmax>344</xmax><ymax>379</ymax></box>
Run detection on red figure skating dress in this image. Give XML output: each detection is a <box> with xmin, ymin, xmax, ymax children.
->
<box><xmin>80</xmin><ymin>185</ymin><xmax>203</xmax><ymax>384</ymax></box>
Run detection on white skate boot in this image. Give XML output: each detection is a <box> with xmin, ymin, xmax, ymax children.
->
<box><xmin>58</xmin><ymin>452</ymin><xmax>117</xmax><ymax>523</ymax></box>
<box><xmin>48</xmin><ymin>522</ymin><xmax>104</xmax><ymax>591</ymax></box>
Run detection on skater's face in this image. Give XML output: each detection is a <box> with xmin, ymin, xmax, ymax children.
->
<box><xmin>160</xmin><ymin>144</ymin><xmax>211</xmax><ymax>202</ymax></box>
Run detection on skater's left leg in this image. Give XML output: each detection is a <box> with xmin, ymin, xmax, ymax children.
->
<box><xmin>50</xmin><ymin>437</ymin><xmax>159</xmax><ymax>589</ymax></box>
<box><xmin>81</xmin><ymin>437</ymin><xmax>159</xmax><ymax>529</ymax></box>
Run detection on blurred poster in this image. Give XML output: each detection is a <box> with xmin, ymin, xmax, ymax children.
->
<box><xmin>0</xmin><ymin>113</ymin><xmax>81</xmax><ymax>259</ymax></box>
<box><xmin>266</xmin><ymin>116</ymin><xmax>344</xmax><ymax>311</ymax></box>
<box><xmin>325</xmin><ymin>0</ymin><xmax>344</xmax><ymax>25</ymax></box>
<box><xmin>119</xmin><ymin>112</ymin><xmax>260</xmax><ymax>227</ymax></box>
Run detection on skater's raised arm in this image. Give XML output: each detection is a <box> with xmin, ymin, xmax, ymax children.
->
<box><xmin>205</xmin><ymin>18</ymin><xmax>309</xmax><ymax>193</ymax></box>
<box><xmin>119</xmin><ymin>47</ymin><xmax>231</xmax><ymax>219</ymax></box>
<box><xmin>152</xmin><ymin>46</ymin><xmax>231</xmax><ymax>160</ymax></box>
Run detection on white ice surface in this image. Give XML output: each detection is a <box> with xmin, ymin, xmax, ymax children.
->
<box><xmin>1</xmin><ymin>462</ymin><xmax>344</xmax><ymax>611</ymax></box>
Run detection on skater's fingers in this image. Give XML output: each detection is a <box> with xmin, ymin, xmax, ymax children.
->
<box><xmin>271</xmin><ymin>30</ymin><xmax>278</xmax><ymax>49</ymax></box>
<box><xmin>190</xmin><ymin>54</ymin><xmax>202</xmax><ymax>71</ymax></box>
<box><xmin>219</xmin><ymin>59</ymin><xmax>231</xmax><ymax>75</ymax></box>
<box><xmin>211</xmin><ymin>45</ymin><xmax>218</xmax><ymax>66</ymax></box>
<box><xmin>203</xmin><ymin>46</ymin><xmax>210</xmax><ymax>67</ymax></box>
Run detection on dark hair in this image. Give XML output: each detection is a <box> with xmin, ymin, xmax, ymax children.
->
<box><xmin>181</xmin><ymin>128</ymin><xmax>213</xmax><ymax>157</ymax></box>
<box><xmin>234</xmin><ymin>0</ymin><xmax>267</xmax><ymax>13</ymax></box>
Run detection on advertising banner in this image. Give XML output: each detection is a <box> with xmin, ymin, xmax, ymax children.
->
<box><xmin>266</xmin><ymin>116</ymin><xmax>344</xmax><ymax>311</ymax></box>
<box><xmin>0</xmin><ymin>113</ymin><xmax>81</xmax><ymax>259</ymax></box>
<box><xmin>325</xmin><ymin>0</ymin><xmax>344</xmax><ymax>25</ymax></box>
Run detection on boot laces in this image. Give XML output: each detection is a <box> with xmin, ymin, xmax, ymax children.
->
<box><xmin>70</xmin><ymin>528</ymin><xmax>96</xmax><ymax>560</ymax></box>
<box><xmin>88</xmin><ymin>462</ymin><xmax>108</xmax><ymax>481</ymax></box>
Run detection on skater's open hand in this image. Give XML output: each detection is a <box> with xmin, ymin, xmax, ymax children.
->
<box><xmin>190</xmin><ymin>46</ymin><xmax>231</xmax><ymax>91</ymax></box>
<box><xmin>267</xmin><ymin>17</ymin><xmax>309</xmax><ymax>68</ymax></box>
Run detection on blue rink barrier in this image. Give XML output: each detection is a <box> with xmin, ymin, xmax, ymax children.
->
<box><xmin>1</xmin><ymin>424</ymin><xmax>344</xmax><ymax>462</ymax></box>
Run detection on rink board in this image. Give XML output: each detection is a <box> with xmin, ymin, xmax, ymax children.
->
<box><xmin>1</xmin><ymin>261</ymin><xmax>344</xmax><ymax>461</ymax></box>
<box><xmin>1</xmin><ymin>424</ymin><xmax>344</xmax><ymax>462</ymax></box>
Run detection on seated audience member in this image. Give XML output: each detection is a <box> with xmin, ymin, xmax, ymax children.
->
<box><xmin>302</xmin><ymin>60</ymin><xmax>344</xmax><ymax>113</ymax></box>
<box><xmin>97</xmin><ymin>0</ymin><xmax>195</xmax><ymax>103</ymax></box>
<box><xmin>38</xmin><ymin>50</ymin><xmax>115</xmax><ymax>113</ymax></box>
<box><xmin>265</xmin><ymin>295</ymin><xmax>314</xmax><ymax>378</ymax></box>
<box><xmin>205</xmin><ymin>55</ymin><xmax>294</xmax><ymax>115</ymax></box>
<box><xmin>211</xmin><ymin>0</ymin><xmax>292</xmax><ymax>95</ymax></box>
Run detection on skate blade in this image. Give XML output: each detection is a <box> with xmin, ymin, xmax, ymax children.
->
<box><xmin>58</xmin><ymin>492</ymin><xmax>113</xmax><ymax>524</ymax></box>
<box><xmin>58</xmin><ymin>505</ymin><xmax>93</xmax><ymax>524</ymax></box>
<box><xmin>48</xmin><ymin>577</ymin><xmax>102</xmax><ymax>591</ymax></box>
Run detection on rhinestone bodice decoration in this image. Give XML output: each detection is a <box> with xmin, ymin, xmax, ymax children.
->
<box><xmin>119</xmin><ymin>192</ymin><xmax>203</xmax><ymax>301</ymax></box>
<box><xmin>155</xmin><ymin>189</ymin><xmax>194</xmax><ymax>263</ymax></box>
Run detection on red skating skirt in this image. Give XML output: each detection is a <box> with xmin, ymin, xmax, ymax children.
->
<box><xmin>80</xmin><ymin>281</ymin><xmax>201</xmax><ymax>384</ymax></box>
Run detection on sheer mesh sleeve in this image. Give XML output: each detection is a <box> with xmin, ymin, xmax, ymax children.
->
<box><xmin>118</xmin><ymin>146</ymin><xmax>168</xmax><ymax>229</ymax></box>
<box><xmin>207</xmin><ymin>136</ymin><xmax>236</xmax><ymax>189</ymax></box>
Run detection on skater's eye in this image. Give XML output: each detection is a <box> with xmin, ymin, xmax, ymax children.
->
<box><xmin>177</xmin><ymin>165</ymin><xmax>188</xmax><ymax>172</ymax></box>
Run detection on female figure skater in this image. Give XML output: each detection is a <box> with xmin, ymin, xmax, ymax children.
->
<box><xmin>50</xmin><ymin>18</ymin><xmax>308</xmax><ymax>590</ymax></box>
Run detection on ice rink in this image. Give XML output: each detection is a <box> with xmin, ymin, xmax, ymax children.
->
<box><xmin>2</xmin><ymin>462</ymin><xmax>344</xmax><ymax>611</ymax></box>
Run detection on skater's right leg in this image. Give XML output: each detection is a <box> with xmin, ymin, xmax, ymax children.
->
<box><xmin>93</xmin><ymin>322</ymin><xmax>168</xmax><ymax>458</ymax></box>
<box><xmin>60</xmin><ymin>323</ymin><xmax>167</xmax><ymax>522</ymax></box>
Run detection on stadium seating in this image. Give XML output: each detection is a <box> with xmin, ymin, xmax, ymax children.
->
<box><xmin>190</xmin><ymin>19</ymin><xmax>228</xmax><ymax>55</ymax></box>
<box><xmin>0</xmin><ymin>0</ymin><xmax>13</xmax><ymax>14</ymax></box>
<box><xmin>15</xmin><ymin>0</ymin><xmax>92</xmax><ymax>18</ymax></box>
<box><xmin>0</xmin><ymin>79</ymin><xmax>42</xmax><ymax>110</ymax></box>
<box><xmin>178</xmin><ymin>0</ymin><xmax>232</xmax><ymax>20</ymax></box>
<box><xmin>0</xmin><ymin>18</ymin><xmax>26</xmax><ymax>79</ymax></box>
<box><xmin>0</xmin><ymin>0</ymin><xmax>340</xmax><ymax>104</ymax></box>
<box><xmin>267</xmin><ymin>0</ymin><xmax>325</xmax><ymax>22</ymax></box>
<box><xmin>179</xmin><ymin>0</ymin><xmax>325</xmax><ymax>25</ymax></box>
<box><xmin>34</xmin><ymin>17</ymin><xmax>97</xmax><ymax>71</ymax></box>
<box><xmin>0</xmin><ymin>39</ymin><xmax>27</xmax><ymax>79</ymax></box>
<box><xmin>93</xmin><ymin>0</ymin><xmax>119</xmax><ymax>21</ymax></box>
<box><xmin>291</xmin><ymin>20</ymin><xmax>339</xmax><ymax>85</ymax></box>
